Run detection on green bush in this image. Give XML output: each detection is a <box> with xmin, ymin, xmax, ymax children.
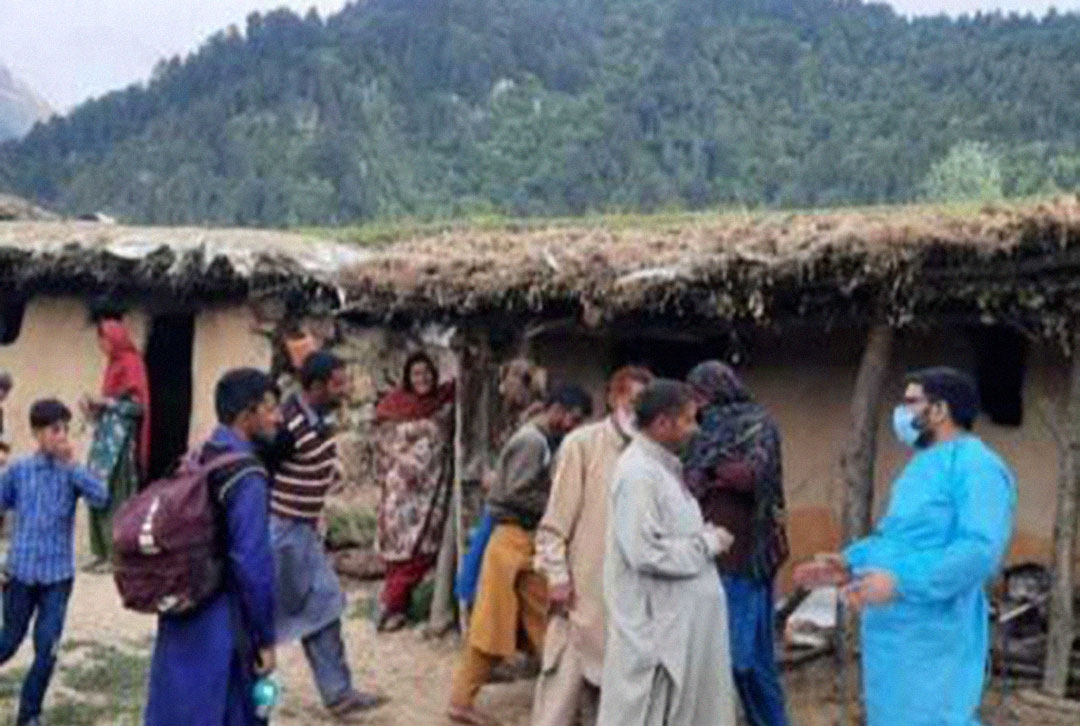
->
<box><xmin>324</xmin><ymin>504</ymin><xmax>377</xmax><ymax>550</ymax></box>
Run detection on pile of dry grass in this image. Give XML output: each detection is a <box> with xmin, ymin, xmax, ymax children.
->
<box><xmin>338</xmin><ymin>198</ymin><xmax>1080</xmax><ymax>335</ymax></box>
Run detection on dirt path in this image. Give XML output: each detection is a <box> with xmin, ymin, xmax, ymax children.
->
<box><xmin>0</xmin><ymin>566</ymin><xmax>1025</xmax><ymax>725</ymax></box>
<box><xmin>0</xmin><ymin>572</ymin><xmax>534</xmax><ymax>725</ymax></box>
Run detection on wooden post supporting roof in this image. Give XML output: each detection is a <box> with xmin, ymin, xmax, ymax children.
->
<box><xmin>836</xmin><ymin>323</ymin><xmax>894</xmax><ymax>726</ymax></box>
<box><xmin>428</xmin><ymin>326</ymin><xmax>494</xmax><ymax>635</ymax></box>
<box><xmin>1042</xmin><ymin>328</ymin><xmax>1080</xmax><ymax>697</ymax></box>
<box><xmin>841</xmin><ymin>324</ymin><xmax>894</xmax><ymax>542</ymax></box>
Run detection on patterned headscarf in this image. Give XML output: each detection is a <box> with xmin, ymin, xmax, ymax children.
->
<box><xmin>684</xmin><ymin>360</ymin><xmax>788</xmax><ymax>579</ymax></box>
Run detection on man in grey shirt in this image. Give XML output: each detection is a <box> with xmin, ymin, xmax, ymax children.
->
<box><xmin>449</xmin><ymin>384</ymin><xmax>593</xmax><ymax>726</ymax></box>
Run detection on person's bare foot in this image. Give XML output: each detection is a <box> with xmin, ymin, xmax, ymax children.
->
<box><xmin>447</xmin><ymin>704</ymin><xmax>500</xmax><ymax>725</ymax></box>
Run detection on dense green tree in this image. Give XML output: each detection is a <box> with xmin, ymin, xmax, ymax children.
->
<box><xmin>921</xmin><ymin>141</ymin><xmax>1004</xmax><ymax>202</ymax></box>
<box><xmin>5</xmin><ymin>0</ymin><xmax>1080</xmax><ymax>225</ymax></box>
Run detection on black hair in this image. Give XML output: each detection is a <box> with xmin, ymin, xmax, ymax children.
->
<box><xmin>30</xmin><ymin>398</ymin><xmax>72</xmax><ymax>429</ymax></box>
<box><xmin>906</xmin><ymin>367</ymin><xmax>980</xmax><ymax>430</ymax></box>
<box><xmin>635</xmin><ymin>379</ymin><xmax>695</xmax><ymax>428</ymax></box>
<box><xmin>215</xmin><ymin>368</ymin><xmax>275</xmax><ymax>424</ymax></box>
<box><xmin>300</xmin><ymin>350</ymin><xmax>345</xmax><ymax>389</ymax></box>
<box><xmin>545</xmin><ymin>383</ymin><xmax>594</xmax><ymax>417</ymax></box>
<box><xmin>88</xmin><ymin>297</ymin><xmax>128</xmax><ymax>324</ymax></box>
<box><xmin>402</xmin><ymin>352</ymin><xmax>439</xmax><ymax>394</ymax></box>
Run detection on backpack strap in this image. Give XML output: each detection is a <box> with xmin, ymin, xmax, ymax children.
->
<box><xmin>197</xmin><ymin>447</ymin><xmax>268</xmax><ymax>503</ymax></box>
<box><xmin>217</xmin><ymin>461</ymin><xmax>268</xmax><ymax>503</ymax></box>
<box><xmin>198</xmin><ymin>450</ymin><xmax>254</xmax><ymax>475</ymax></box>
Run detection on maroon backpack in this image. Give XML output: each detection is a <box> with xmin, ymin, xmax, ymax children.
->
<box><xmin>112</xmin><ymin>446</ymin><xmax>265</xmax><ymax>614</ymax></box>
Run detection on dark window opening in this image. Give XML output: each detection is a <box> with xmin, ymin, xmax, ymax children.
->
<box><xmin>145</xmin><ymin>313</ymin><xmax>195</xmax><ymax>481</ymax></box>
<box><xmin>0</xmin><ymin>294</ymin><xmax>27</xmax><ymax>345</ymax></box>
<box><xmin>973</xmin><ymin>326</ymin><xmax>1027</xmax><ymax>427</ymax></box>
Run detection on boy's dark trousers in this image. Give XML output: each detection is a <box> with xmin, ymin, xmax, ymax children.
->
<box><xmin>0</xmin><ymin>577</ymin><xmax>74</xmax><ymax>725</ymax></box>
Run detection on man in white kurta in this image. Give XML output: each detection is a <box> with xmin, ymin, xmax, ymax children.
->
<box><xmin>597</xmin><ymin>380</ymin><xmax>736</xmax><ymax>726</ymax></box>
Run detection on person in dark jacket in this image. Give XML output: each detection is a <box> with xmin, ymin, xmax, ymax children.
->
<box><xmin>144</xmin><ymin>368</ymin><xmax>279</xmax><ymax>726</ymax></box>
<box><xmin>684</xmin><ymin>361</ymin><xmax>790</xmax><ymax>726</ymax></box>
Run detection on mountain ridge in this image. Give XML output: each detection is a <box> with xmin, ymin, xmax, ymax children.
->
<box><xmin>2</xmin><ymin>0</ymin><xmax>1080</xmax><ymax>225</ymax></box>
<box><xmin>0</xmin><ymin>62</ymin><xmax>52</xmax><ymax>142</ymax></box>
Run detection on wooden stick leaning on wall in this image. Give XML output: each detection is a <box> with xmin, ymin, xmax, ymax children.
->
<box><xmin>426</xmin><ymin>330</ymin><xmax>496</xmax><ymax>637</ymax></box>
<box><xmin>426</xmin><ymin>336</ymin><xmax>471</xmax><ymax>637</ymax></box>
<box><xmin>454</xmin><ymin>360</ymin><xmax>468</xmax><ymax>635</ymax></box>
<box><xmin>1042</xmin><ymin>327</ymin><xmax>1080</xmax><ymax>698</ymax></box>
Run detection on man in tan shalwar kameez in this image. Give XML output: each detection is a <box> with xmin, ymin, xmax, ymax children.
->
<box><xmin>532</xmin><ymin>367</ymin><xmax>653</xmax><ymax>726</ymax></box>
<box><xmin>598</xmin><ymin>380</ymin><xmax>736</xmax><ymax>726</ymax></box>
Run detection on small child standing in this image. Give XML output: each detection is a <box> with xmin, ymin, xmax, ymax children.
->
<box><xmin>0</xmin><ymin>399</ymin><xmax>109</xmax><ymax>726</ymax></box>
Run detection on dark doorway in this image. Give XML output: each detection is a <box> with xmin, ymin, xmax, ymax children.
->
<box><xmin>973</xmin><ymin>325</ymin><xmax>1027</xmax><ymax>427</ymax></box>
<box><xmin>145</xmin><ymin>313</ymin><xmax>195</xmax><ymax>481</ymax></box>
<box><xmin>612</xmin><ymin>336</ymin><xmax>728</xmax><ymax>380</ymax></box>
<box><xmin>0</xmin><ymin>293</ymin><xmax>26</xmax><ymax>345</ymax></box>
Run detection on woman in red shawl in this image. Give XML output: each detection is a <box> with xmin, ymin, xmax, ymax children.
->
<box><xmin>373</xmin><ymin>352</ymin><xmax>455</xmax><ymax>631</ymax></box>
<box><xmin>82</xmin><ymin>318</ymin><xmax>151</xmax><ymax>570</ymax></box>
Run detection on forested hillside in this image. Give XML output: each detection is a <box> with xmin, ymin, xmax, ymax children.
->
<box><xmin>3</xmin><ymin>0</ymin><xmax>1080</xmax><ymax>225</ymax></box>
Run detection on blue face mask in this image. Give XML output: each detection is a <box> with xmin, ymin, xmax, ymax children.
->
<box><xmin>892</xmin><ymin>404</ymin><xmax>922</xmax><ymax>448</ymax></box>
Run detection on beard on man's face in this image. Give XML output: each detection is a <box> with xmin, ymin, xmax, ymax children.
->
<box><xmin>911</xmin><ymin>407</ymin><xmax>938</xmax><ymax>449</ymax></box>
<box><xmin>253</xmin><ymin>423</ymin><xmax>279</xmax><ymax>446</ymax></box>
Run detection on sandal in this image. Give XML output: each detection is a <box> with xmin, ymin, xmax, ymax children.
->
<box><xmin>377</xmin><ymin>612</ymin><xmax>408</xmax><ymax>633</ymax></box>
<box><xmin>447</xmin><ymin>704</ymin><xmax>500</xmax><ymax>726</ymax></box>
<box><xmin>328</xmin><ymin>690</ymin><xmax>387</xmax><ymax>720</ymax></box>
<box><xmin>81</xmin><ymin>558</ymin><xmax>107</xmax><ymax>574</ymax></box>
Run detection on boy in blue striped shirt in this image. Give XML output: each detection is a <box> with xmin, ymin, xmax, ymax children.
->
<box><xmin>0</xmin><ymin>398</ymin><xmax>109</xmax><ymax>726</ymax></box>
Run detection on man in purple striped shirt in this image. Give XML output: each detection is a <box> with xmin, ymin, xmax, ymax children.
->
<box><xmin>265</xmin><ymin>351</ymin><xmax>384</xmax><ymax>719</ymax></box>
<box><xmin>0</xmin><ymin>398</ymin><xmax>109</xmax><ymax>726</ymax></box>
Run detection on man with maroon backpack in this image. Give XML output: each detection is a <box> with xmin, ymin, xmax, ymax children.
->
<box><xmin>143</xmin><ymin>368</ymin><xmax>280</xmax><ymax>726</ymax></box>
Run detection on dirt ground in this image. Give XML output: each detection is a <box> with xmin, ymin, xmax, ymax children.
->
<box><xmin>0</xmin><ymin>568</ymin><xmax>1033</xmax><ymax>726</ymax></box>
<box><xmin>0</xmin><ymin>572</ymin><xmax>535</xmax><ymax>726</ymax></box>
<box><xmin>0</xmin><ymin>513</ymin><xmax>1046</xmax><ymax>725</ymax></box>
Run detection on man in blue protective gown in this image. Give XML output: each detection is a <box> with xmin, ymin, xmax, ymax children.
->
<box><xmin>145</xmin><ymin>368</ymin><xmax>280</xmax><ymax>726</ymax></box>
<box><xmin>796</xmin><ymin>367</ymin><xmax>1016</xmax><ymax>726</ymax></box>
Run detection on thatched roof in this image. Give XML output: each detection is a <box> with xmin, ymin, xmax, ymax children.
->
<box><xmin>0</xmin><ymin>221</ymin><xmax>368</xmax><ymax>304</ymax></box>
<box><xmin>5</xmin><ymin>200</ymin><xmax>1080</xmax><ymax>339</ymax></box>
<box><xmin>0</xmin><ymin>194</ymin><xmax>57</xmax><ymax>222</ymax></box>
<box><xmin>338</xmin><ymin>198</ymin><xmax>1080</xmax><ymax>340</ymax></box>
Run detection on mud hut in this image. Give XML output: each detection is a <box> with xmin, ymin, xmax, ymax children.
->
<box><xmin>338</xmin><ymin>198</ymin><xmax>1080</xmax><ymax>598</ymax></box>
<box><xmin>0</xmin><ymin>221</ymin><xmax>367</xmax><ymax>478</ymax></box>
<box><xmin>5</xmin><ymin>201</ymin><xmax>1080</xmax><ymax>651</ymax></box>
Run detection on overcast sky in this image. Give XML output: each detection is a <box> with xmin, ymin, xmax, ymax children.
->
<box><xmin>2</xmin><ymin>0</ymin><xmax>1079</xmax><ymax>111</ymax></box>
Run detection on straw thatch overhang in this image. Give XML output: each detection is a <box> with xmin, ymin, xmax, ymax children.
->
<box><xmin>5</xmin><ymin>200</ymin><xmax>1080</xmax><ymax>341</ymax></box>
<box><xmin>0</xmin><ymin>222</ymin><xmax>368</xmax><ymax>308</ymax></box>
<box><xmin>337</xmin><ymin>198</ymin><xmax>1080</xmax><ymax>343</ymax></box>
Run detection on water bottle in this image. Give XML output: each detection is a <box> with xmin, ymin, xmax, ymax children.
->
<box><xmin>252</xmin><ymin>676</ymin><xmax>280</xmax><ymax>720</ymax></box>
